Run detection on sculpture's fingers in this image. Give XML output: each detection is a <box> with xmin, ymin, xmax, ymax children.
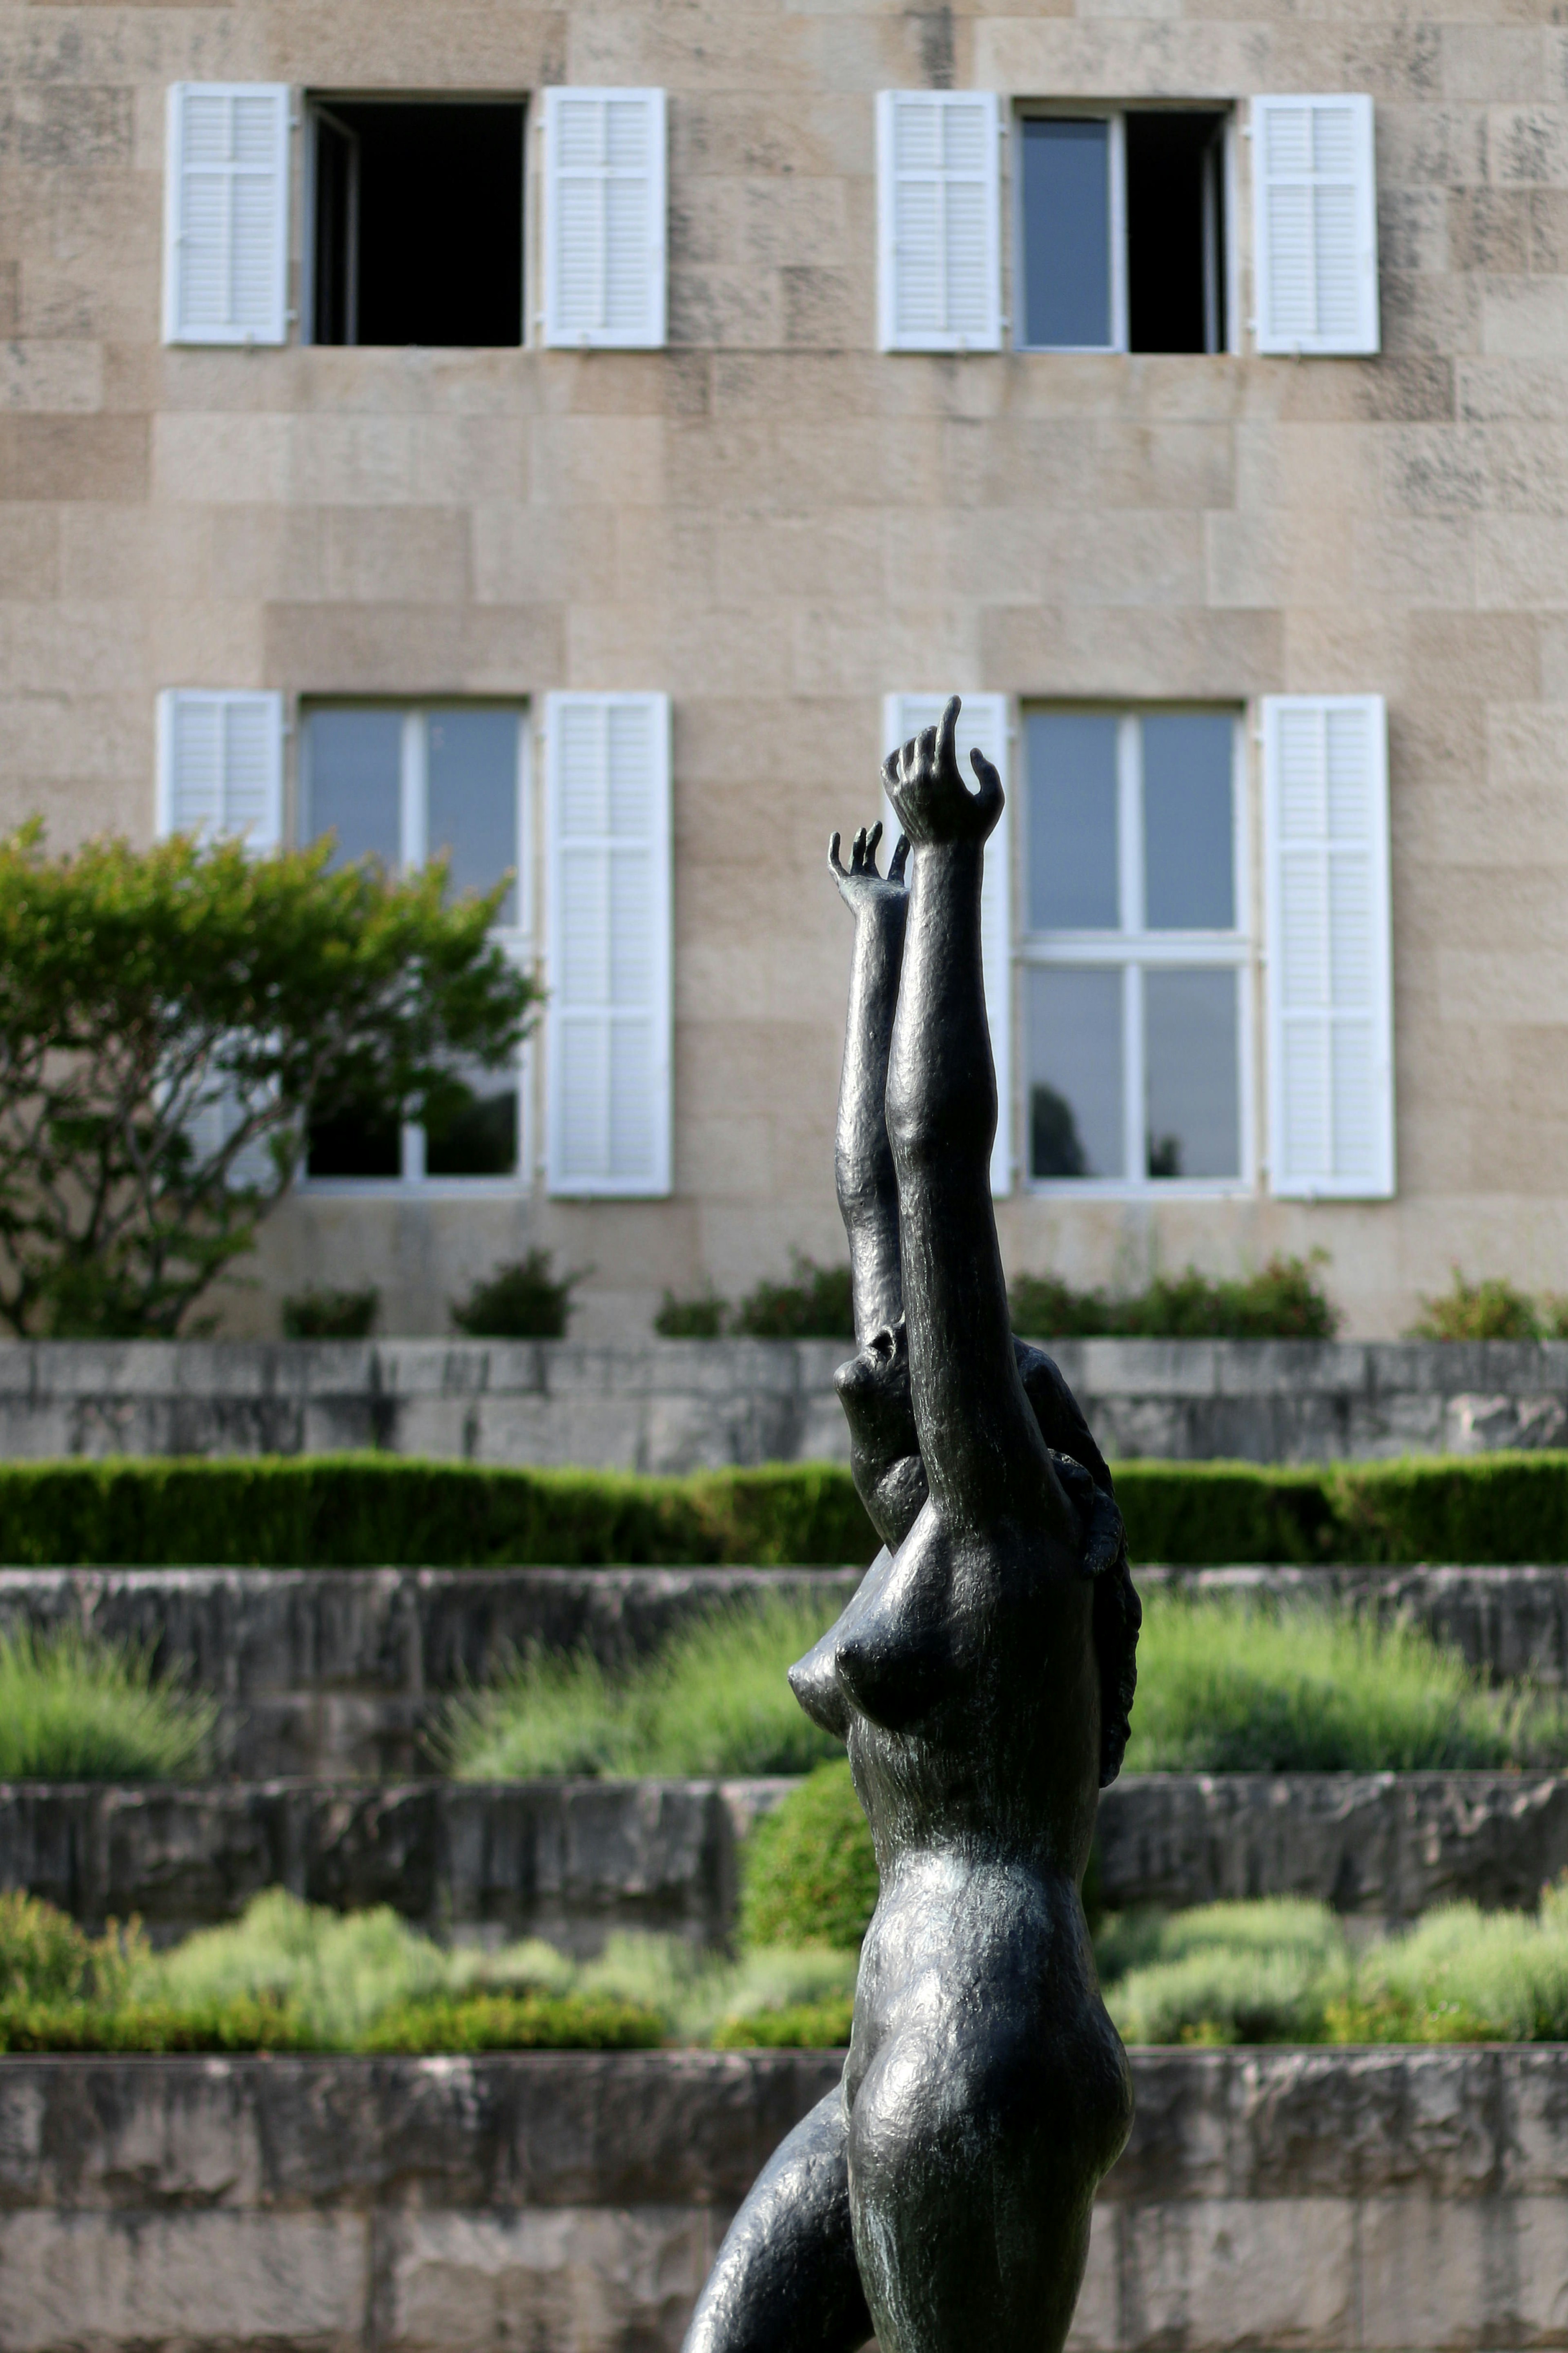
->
<box><xmin>969</xmin><ymin>744</ymin><xmax>1004</xmax><ymax>812</ymax></box>
<box><xmin>828</xmin><ymin>831</ymin><xmax>848</xmax><ymax>878</ymax></box>
<box><xmin>865</xmin><ymin>819</ymin><xmax>884</xmax><ymax>874</ymax></box>
<box><xmin>889</xmin><ymin>832</ymin><xmax>910</xmax><ymax>885</ymax></box>
<box><xmin>852</xmin><ymin>825</ymin><xmax>871</xmax><ymax>875</ymax></box>
<box><xmin>916</xmin><ymin>723</ymin><xmax>940</xmax><ymax>784</ymax></box>
<box><xmin>938</xmin><ymin>694</ymin><xmax>962</xmax><ymax>783</ymax></box>
<box><xmin>882</xmin><ymin>746</ymin><xmax>902</xmax><ymax>796</ymax></box>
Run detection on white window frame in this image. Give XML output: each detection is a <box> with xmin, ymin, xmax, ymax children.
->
<box><xmin>1018</xmin><ymin>706</ymin><xmax>1254</xmax><ymax>1197</ymax></box>
<box><xmin>155</xmin><ymin>689</ymin><xmax>285</xmax><ymax>852</ymax></box>
<box><xmin>543</xmin><ymin>690</ymin><xmax>673</xmax><ymax>1199</ymax></box>
<box><xmin>541</xmin><ymin>86</ymin><xmax>667</xmax><ymax>350</ymax></box>
<box><xmin>1261</xmin><ymin>693</ymin><xmax>1394</xmax><ymax>1199</ymax></box>
<box><xmin>876</xmin><ymin>90</ymin><xmax>1003</xmax><ymax>354</ymax></box>
<box><xmin>1011</xmin><ymin>103</ymin><xmax>1236</xmax><ymax>357</ymax></box>
<box><xmin>1250</xmin><ymin>94</ymin><xmax>1379</xmax><ymax>357</ymax></box>
<box><xmin>163</xmin><ymin>83</ymin><xmax>292</xmax><ymax>347</ymax></box>
<box><xmin>297</xmin><ymin>703</ymin><xmax>534</xmax><ymax>1197</ymax></box>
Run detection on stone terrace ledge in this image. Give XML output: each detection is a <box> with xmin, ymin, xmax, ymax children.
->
<box><xmin>4</xmin><ymin>1337</ymin><xmax>1568</xmax><ymax>1467</ymax></box>
<box><xmin>1</xmin><ymin>2047</ymin><xmax>1566</xmax><ymax>2353</ymax></box>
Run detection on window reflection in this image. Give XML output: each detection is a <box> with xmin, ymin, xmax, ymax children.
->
<box><xmin>1026</xmin><ymin>712</ymin><xmax>1120</xmax><ymax>930</ymax></box>
<box><xmin>428</xmin><ymin>709</ymin><xmax>518</xmax><ymax>926</ymax></box>
<box><xmin>1144</xmin><ymin>968</ymin><xmax>1239</xmax><ymax>1179</ymax></box>
<box><xmin>307</xmin><ymin>709</ymin><xmax>401</xmax><ymax>872</ymax></box>
<box><xmin>1020</xmin><ymin>120</ymin><xmax>1112</xmax><ymax>350</ymax></box>
<box><xmin>1027</xmin><ymin>967</ymin><xmax>1124</xmax><ymax>1178</ymax></box>
<box><xmin>1143</xmin><ymin>713</ymin><xmax>1234</xmax><ymax>930</ymax></box>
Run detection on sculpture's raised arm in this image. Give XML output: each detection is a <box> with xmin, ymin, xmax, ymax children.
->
<box><xmin>884</xmin><ymin>698</ymin><xmax>1074</xmax><ymax>1541</ymax></box>
<box><xmin>827</xmin><ymin>820</ymin><xmax>910</xmax><ymax>1345</ymax></box>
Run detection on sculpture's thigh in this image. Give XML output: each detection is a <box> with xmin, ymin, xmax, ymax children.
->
<box><xmin>846</xmin><ymin>2027</ymin><xmax>1095</xmax><ymax>2353</ymax></box>
<box><xmin>682</xmin><ymin>2087</ymin><xmax>873</xmax><ymax>2353</ymax></box>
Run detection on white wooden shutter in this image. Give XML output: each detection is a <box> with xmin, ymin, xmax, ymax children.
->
<box><xmin>877</xmin><ymin>91</ymin><xmax>1002</xmax><ymax>353</ymax></box>
<box><xmin>1252</xmin><ymin>95</ymin><xmax>1379</xmax><ymax>356</ymax></box>
<box><xmin>545</xmin><ymin>693</ymin><xmax>672</xmax><ymax>1196</ymax></box>
<box><xmin>543</xmin><ymin>89</ymin><xmax>667</xmax><ymax>349</ymax></box>
<box><xmin>884</xmin><ymin>694</ymin><xmax>1012</xmax><ymax>1195</ymax></box>
<box><xmin>156</xmin><ymin>691</ymin><xmax>284</xmax><ymax>853</ymax></box>
<box><xmin>1263</xmin><ymin>695</ymin><xmax>1393</xmax><ymax>1198</ymax></box>
<box><xmin>163</xmin><ymin>84</ymin><xmax>290</xmax><ymax>346</ymax></box>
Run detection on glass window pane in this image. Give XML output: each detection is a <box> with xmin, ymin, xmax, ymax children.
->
<box><xmin>1027</xmin><ymin>966</ymin><xmax>1124</xmax><ymax>1178</ymax></box>
<box><xmin>1142</xmin><ymin>714</ymin><xmax>1235</xmax><ymax>930</ymax></box>
<box><xmin>427</xmin><ymin>709</ymin><xmax>519</xmax><ymax>927</ymax></box>
<box><xmin>305</xmin><ymin>1100</ymin><xmax>402</xmax><ymax>1180</ymax></box>
<box><xmin>307</xmin><ymin>709</ymin><xmax>402</xmax><ymax>871</ymax></box>
<box><xmin>1144</xmin><ymin>968</ymin><xmax>1240</xmax><ymax>1179</ymax></box>
<box><xmin>424</xmin><ymin>1057</ymin><xmax>519</xmax><ymax>1178</ymax></box>
<box><xmin>1020</xmin><ymin>118</ymin><xmax>1111</xmax><ymax>349</ymax></box>
<box><xmin>1027</xmin><ymin>713</ymin><xmax>1120</xmax><ymax>931</ymax></box>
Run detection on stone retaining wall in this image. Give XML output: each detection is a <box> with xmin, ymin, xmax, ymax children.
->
<box><xmin>11</xmin><ymin>1771</ymin><xmax>1567</xmax><ymax>1945</ymax></box>
<box><xmin>8</xmin><ymin>1336</ymin><xmax>1568</xmax><ymax>1467</ymax></box>
<box><xmin>3</xmin><ymin>2046</ymin><xmax>1566</xmax><ymax>2353</ymax></box>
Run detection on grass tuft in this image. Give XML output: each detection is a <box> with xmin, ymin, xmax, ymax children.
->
<box><xmin>0</xmin><ymin>1626</ymin><xmax>215</xmax><ymax>1780</ymax></box>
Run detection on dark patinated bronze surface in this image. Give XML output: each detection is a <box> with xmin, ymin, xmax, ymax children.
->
<box><xmin>684</xmin><ymin>698</ymin><xmax>1141</xmax><ymax>2353</ymax></box>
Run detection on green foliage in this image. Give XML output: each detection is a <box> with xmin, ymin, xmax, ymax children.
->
<box><xmin>713</xmin><ymin>1998</ymin><xmax>855</xmax><ymax>2048</ymax></box>
<box><xmin>1409</xmin><ymin>1269</ymin><xmax>1547</xmax><ymax>1342</ymax></box>
<box><xmin>740</xmin><ymin>1760</ymin><xmax>880</xmax><ymax>1953</ymax></box>
<box><xmin>1125</xmin><ymin>1594</ymin><xmax>1568</xmax><ymax>1773</ymax></box>
<box><xmin>655</xmin><ymin>1287</ymin><xmax>728</xmax><ymax>1338</ymax></box>
<box><xmin>282</xmin><ymin>1286</ymin><xmax>379</xmax><ymax>1340</ymax></box>
<box><xmin>360</xmin><ymin>1991</ymin><xmax>662</xmax><ymax>2052</ymax></box>
<box><xmin>1327</xmin><ymin>1884</ymin><xmax>1568</xmax><ymax>2043</ymax></box>
<box><xmin>1010</xmin><ymin>1254</ymin><xmax>1340</xmax><ymax>1342</ymax></box>
<box><xmin>443</xmin><ymin>1595</ymin><xmax>846</xmax><ymax>1778</ymax></box>
<box><xmin>733</xmin><ymin>1254</ymin><xmax>855</xmax><ymax>1341</ymax></box>
<box><xmin>0</xmin><ymin>1994</ymin><xmax>315</xmax><ymax>2054</ymax></box>
<box><xmin>0</xmin><ymin>825</ymin><xmax>535</xmax><ymax>1336</ymax></box>
<box><xmin>0</xmin><ymin>1456</ymin><xmax>877</xmax><ymax>1569</ymax></box>
<box><xmin>20</xmin><ymin>1450</ymin><xmax>1568</xmax><ymax>1569</ymax></box>
<box><xmin>0</xmin><ymin>1626</ymin><xmax>215</xmax><ymax>1779</ymax></box>
<box><xmin>0</xmin><ymin>1889</ymin><xmax>121</xmax><ymax>2002</ymax></box>
<box><xmin>450</xmin><ymin>1249</ymin><xmax>584</xmax><ymax>1340</ymax></box>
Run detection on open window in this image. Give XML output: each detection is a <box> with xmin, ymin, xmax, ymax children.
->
<box><xmin>1016</xmin><ymin>107</ymin><xmax>1229</xmax><ymax>354</ymax></box>
<box><xmin>300</xmin><ymin>705</ymin><xmax>530</xmax><ymax>1184</ymax></box>
<box><xmin>307</xmin><ymin>100</ymin><xmax>524</xmax><ymax>346</ymax></box>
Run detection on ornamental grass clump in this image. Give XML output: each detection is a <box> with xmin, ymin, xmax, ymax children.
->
<box><xmin>442</xmin><ymin>1593</ymin><xmax>846</xmax><ymax>1780</ymax></box>
<box><xmin>0</xmin><ymin>1627</ymin><xmax>216</xmax><ymax>1780</ymax></box>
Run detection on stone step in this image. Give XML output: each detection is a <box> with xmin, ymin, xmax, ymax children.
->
<box><xmin>0</xmin><ymin>1565</ymin><xmax>864</xmax><ymax>1778</ymax></box>
<box><xmin>0</xmin><ymin>2046</ymin><xmax>1561</xmax><ymax>2353</ymax></box>
<box><xmin>4</xmin><ymin>1561</ymin><xmax>1566</xmax><ymax>1782</ymax></box>
<box><xmin>9</xmin><ymin>1769</ymin><xmax>1568</xmax><ymax>1947</ymax></box>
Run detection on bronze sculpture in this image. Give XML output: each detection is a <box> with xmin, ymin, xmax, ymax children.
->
<box><xmin>684</xmin><ymin>697</ymin><xmax>1141</xmax><ymax>2353</ymax></box>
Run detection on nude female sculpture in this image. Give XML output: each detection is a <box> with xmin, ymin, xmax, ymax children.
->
<box><xmin>683</xmin><ymin>697</ymin><xmax>1141</xmax><ymax>2353</ymax></box>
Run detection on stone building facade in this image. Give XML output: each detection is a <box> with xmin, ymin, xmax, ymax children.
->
<box><xmin>0</xmin><ymin>0</ymin><xmax>1563</xmax><ymax>1338</ymax></box>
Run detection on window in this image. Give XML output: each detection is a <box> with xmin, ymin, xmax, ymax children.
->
<box><xmin>1252</xmin><ymin>95</ymin><xmax>1379</xmax><ymax>357</ymax></box>
<box><xmin>300</xmin><ymin>705</ymin><xmax>530</xmax><ymax>1184</ymax></box>
<box><xmin>542</xmin><ymin>89</ymin><xmax>667</xmax><ymax>349</ymax></box>
<box><xmin>163</xmin><ymin>85</ymin><xmax>290</xmax><ymax>346</ymax></box>
<box><xmin>156</xmin><ymin>690</ymin><xmax>283</xmax><ymax>850</ymax></box>
<box><xmin>308</xmin><ymin>101</ymin><xmax>525</xmax><ymax>346</ymax></box>
<box><xmin>1016</xmin><ymin>109</ymin><xmax>1228</xmax><ymax>355</ymax></box>
<box><xmin>1021</xmin><ymin>709</ymin><xmax>1248</xmax><ymax>1189</ymax></box>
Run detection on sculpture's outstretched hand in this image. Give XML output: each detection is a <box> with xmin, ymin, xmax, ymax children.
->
<box><xmin>885</xmin><ymin>693</ymin><xmax>1003</xmax><ymax>847</ymax></box>
<box><xmin>828</xmin><ymin>819</ymin><xmax>909</xmax><ymax>917</ymax></box>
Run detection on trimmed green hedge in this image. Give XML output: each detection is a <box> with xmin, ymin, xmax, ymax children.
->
<box><xmin>4</xmin><ymin>1450</ymin><xmax>1568</xmax><ymax>1566</ymax></box>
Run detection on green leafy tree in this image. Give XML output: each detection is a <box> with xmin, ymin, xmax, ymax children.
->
<box><xmin>0</xmin><ymin>825</ymin><xmax>536</xmax><ymax>1336</ymax></box>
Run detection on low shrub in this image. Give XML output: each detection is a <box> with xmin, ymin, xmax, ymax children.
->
<box><xmin>1407</xmin><ymin>1269</ymin><xmax>1568</xmax><ymax>1343</ymax></box>
<box><xmin>0</xmin><ymin>1994</ymin><xmax>314</xmax><ymax>2054</ymax></box>
<box><xmin>16</xmin><ymin>1450</ymin><xmax>1568</xmax><ymax>1568</ymax></box>
<box><xmin>1009</xmin><ymin>1254</ymin><xmax>1340</xmax><ymax>1343</ymax></box>
<box><xmin>740</xmin><ymin>1760</ymin><xmax>879</xmax><ymax>1953</ymax></box>
<box><xmin>282</xmin><ymin>1286</ymin><xmax>379</xmax><ymax>1340</ymax></box>
<box><xmin>442</xmin><ymin>1595</ymin><xmax>847</xmax><ymax>1779</ymax></box>
<box><xmin>654</xmin><ymin>1287</ymin><xmax>727</xmax><ymax>1338</ymax></box>
<box><xmin>450</xmin><ymin>1249</ymin><xmax>585</xmax><ymax>1340</ymax></box>
<box><xmin>0</xmin><ymin>1889</ymin><xmax>138</xmax><ymax>2003</ymax></box>
<box><xmin>0</xmin><ymin>1627</ymin><xmax>215</xmax><ymax>1780</ymax></box>
<box><xmin>713</xmin><ymin>1998</ymin><xmax>855</xmax><ymax>2049</ymax></box>
<box><xmin>360</xmin><ymin>1991</ymin><xmax>661</xmax><ymax>2053</ymax></box>
<box><xmin>733</xmin><ymin>1255</ymin><xmax>855</xmax><ymax>1342</ymax></box>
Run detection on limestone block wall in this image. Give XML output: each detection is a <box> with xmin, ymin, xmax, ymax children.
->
<box><xmin>5</xmin><ymin>2</ymin><xmax>1568</xmax><ymax>1335</ymax></box>
<box><xmin>2</xmin><ymin>2047</ymin><xmax>1566</xmax><ymax>2353</ymax></box>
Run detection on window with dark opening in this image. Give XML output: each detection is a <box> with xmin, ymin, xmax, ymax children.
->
<box><xmin>1018</xmin><ymin>109</ymin><xmax>1227</xmax><ymax>355</ymax></box>
<box><xmin>311</xmin><ymin>101</ymin><xmax>524</xmax><ymax>346</ymax></box>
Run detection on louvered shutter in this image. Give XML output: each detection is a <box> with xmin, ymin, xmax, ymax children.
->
<box><xmin>545</xmin><ymin>694</ymin><xmax>672</xmax><ymax>1196</ymax></box>
<box><xmin>156</xmin><ymin>691</ymin><xmax>284</xmax><ymax>852</ymax></box>
<box><xmin>163</xmin><ymin>84</ymin><xmax>290</xmax><ymax>346</ymax></box>
<box><xmin>1252</xmin><ymin>95</ymin><xmax>1379</xmax><ymax>356</ymax></box>
<box><xmin>1263</xmin><ymin>695</ymin><xmax>1394</xmax><ymax>1198</ymax></box>
<box><xmin>884</xmin><ymin>694</ymin><xmax>1012</xmax><ymax>1195</ymax></box>
<box><xmin>543</xmin><ymin>89</ymin><xmax>667</xmax><ymax>349</ymax></box>
<box><xmin>877</xmin><ymin>91</ymin><xmax>1002</xmax><ymax>353</ymax></box>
